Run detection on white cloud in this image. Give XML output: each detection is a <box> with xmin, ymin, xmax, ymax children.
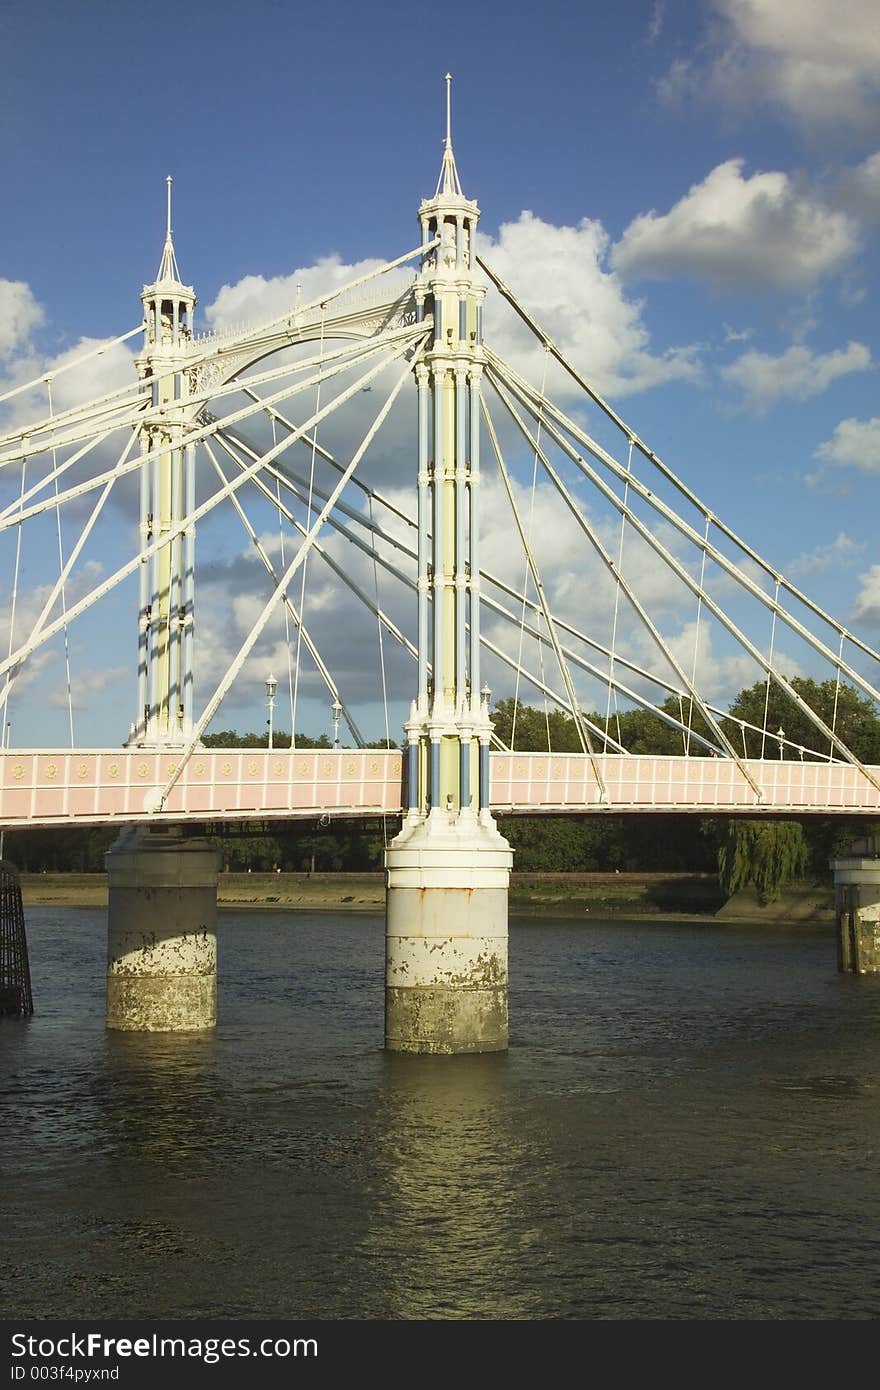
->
<box><xmin>0</xmin><ymin>280</ymin><xmax>44</xmax><ymax>361</ymax></box>
<box><xmin>47</xmin><ymin>665</ymin><xmax>127</xmax><ymax>710</ymax></box>
<box><xmin>205</xmin><ymin>256</ymin><xmax>413</xmax><ymax>334</ymax></box>
<box><xmin>200</xmin><ymin>216</ymin><xmax>703</xmax><ymax>412</ymax></box>
<box><xmin>839</xmin><ymin>150</ymin><xmax>880</xmax><ymax>227</ymax></box>
<box><xmin>660</xmin><ymin>0</ymin><xmax>880</xmax><ymax>130</ymax></box>
<box><xmin>788</xmin><ymin>532</ymin><xmax>865</xmax><ymax>577</ymax></box>
<box><xmin>479</xmin><ymin>211</ymin><xmax>701</xmax><ymax>399</ymax></box>
<box><xmin>853</xmin><ymin>565</ymin><xmax>880</xmax><ymax>626</ymax></box>
<box><xmin>721</xmin><ymin>340</ymin><xmax>871</xmax><ymax>411</ymax></box>
<box><xmin>612</xmin><ymin>160</ymin><xmax>858</xmax><ymax>292</ymax></box>
<box><xmin>814</xmin><ymin>417</ymin><xmax>880</xmax><ymax>473</ymax></box>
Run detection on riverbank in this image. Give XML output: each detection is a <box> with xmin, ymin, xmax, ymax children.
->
<box><xmin>16</xmin><ymin>870</ymin><xmax>835</xmax><ymax>922</ymax></box>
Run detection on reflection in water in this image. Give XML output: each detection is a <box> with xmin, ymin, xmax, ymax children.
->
<box><xmin>360</xmin><ymin>1054</ymin><xmax>545</xmax><ymax>1319</ymax></box>
<box><xmin>100</xmin><ymin>1031</ymin><xmax>222</xmax><ymax>1169</ymax></box>
<box><xmin>3</xmin><ymin>908</ymin><xmax>880</xmax><ymax>1318</ymax></box>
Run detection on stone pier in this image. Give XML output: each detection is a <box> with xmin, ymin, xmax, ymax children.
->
<box><xmin>106</xmin><ymin>825</ymin><xmax>220</xmax><ymax>1030</ymax></box>
<box><xmin>833</xmin><ymin>834</ymin><xmax>880</xmax><ymax>975</ymax></box>
<box><xmin>385</xmin><ymin>811</ymin><xmax>512</xmax><ymax>1053</ymax></box>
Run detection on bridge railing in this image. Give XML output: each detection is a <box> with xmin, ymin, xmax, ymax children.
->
<box><xmin>1</xmin><ymin>749</ymin><xmax>878</xmax><ymax>828</ymax></box>
<box><xmin>490</xmin><ymin>752</ymin><xmax>880</xmax><ymax>814</ymax></box>
<box><xmin>0</xmin><ymin>749</ymin><xmax>404</xmax><ymax>828</ymax></box>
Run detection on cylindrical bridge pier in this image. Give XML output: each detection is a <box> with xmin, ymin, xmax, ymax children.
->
<box><xmin>833</xmin><ymin>834</ymin><xmax>880</xmax><ymax>975</ymax></box>
<box><xmin>106</xmin><ymin>825</ymin><xmax>220</xmax><ymax>1031</ymax></box>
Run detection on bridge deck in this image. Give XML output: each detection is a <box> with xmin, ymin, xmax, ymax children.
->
<box><xmin>0</xmin><ymin>749</ymin><xmax>878</xmax><ymax>828</ymax></box>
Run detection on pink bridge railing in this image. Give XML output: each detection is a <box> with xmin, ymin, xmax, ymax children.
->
<box><xmin>1</xmin><ymin>750</ymin><xmax>878</xmax><ymax>828</ymax></box>
<box><xmin>490</xmin><ymin>753</ymin><xmax>880</xmax><ymax>814</ymax></box>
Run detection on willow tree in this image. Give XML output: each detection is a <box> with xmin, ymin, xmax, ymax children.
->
<box><xmin>718</xmin><ymin>820</ymin><xmax>810</xmax><ymax>904</ymax></box>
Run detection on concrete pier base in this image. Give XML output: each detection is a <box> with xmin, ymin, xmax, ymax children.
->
<box><xmin>385</xmin><ymin>811</ymin><xmax>513</xmax><ymax>1053</ymax></box>
<box><xmin>106</xmin><ymin>825</ymin><xmax>220</xmax><ymax>1031</ymax></box>
<box><xmin>833</xmin><ymin>836</ymin><xmax>880</xmax><ymax>975</ymax></box>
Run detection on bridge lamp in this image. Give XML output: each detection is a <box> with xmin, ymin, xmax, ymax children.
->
<box><xmin>265</xmin><ymin>674</ymin><xmax>277</xmax><ymax>751</ymax></box>
<box><xmin>480</xmin><ymin>683</ymin><xmax>491</xmax><ymax>711</ymax></box>
<box><xmin>331</xmin><ymin>696</ymin><xmax>342</xmax><ymax>748</ymax></box>
<box><xmin>776</xmin><ymin>725</ymin><xmax>785</xmax><ymax>759</ymax></box>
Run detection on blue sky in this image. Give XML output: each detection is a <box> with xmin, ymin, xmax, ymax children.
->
<box><xmin>1</xmin><ymin>0</ymin><xmax>879</xmax><ymax>749</ymax></box>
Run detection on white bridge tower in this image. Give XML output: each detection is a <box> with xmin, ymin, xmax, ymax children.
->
<box><xmin>384</xmin><ymin>80</ymin><xmax>513</xmax><ymax>1053</ymax></box>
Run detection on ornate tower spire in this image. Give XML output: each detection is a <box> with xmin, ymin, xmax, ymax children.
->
<box><xmin>132</xmin><ymin>178</ymin><xmax>198</xmax><ymax>748</ymax></box>
<box><xmin>435</xmin><ymin>73</ymin><xmax>463</xmax><ymax>198</ymax></box>
<box><xmin>384</xmin><ymin>77</ymin><xmax>512</xmax><ymax>1056</ymax></box>
<box><xmin>156</xmin><ymin>175</ymin><xmax>183</xmax><ymax>284</ymax></box>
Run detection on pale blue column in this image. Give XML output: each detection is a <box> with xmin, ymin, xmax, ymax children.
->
<box><xmin>407</xmin><ymin>741</ymin><xmax>419</xmax><ymax>810</ymax></box>
<box><xmin>182</xmin><ymin>442</ymin><xmax>196</xmax><ymax>734</ymax></box>
<box><xmin>136</xmin><ymin>431</ymin><xmax>151</xmax><ymax>735</ymax></box>
<box><xmin>460</xmin><ymin>740</ymin><xmax>471</xmax><ymax>809</ymax></box>
<box><xmin>432</xmin><ymin>368</ymin><xmax>445</xmax><ymax>707</ymax></box>
<box><xmin>430</xmin><ymin>739</ymin><xmax>441</xmax><ymax>809</ymax></box>
<box><xmin>417</xmin><ymin>368</ymin><xmax>429</xmax><ymax>711</ymax></box>
<box><xmin>479</xmin><ymin>742</ymin><xmax>490</xmax><ymax>810</ymax></box>
<box><xmin>455</xmin><ymin>371</ymin><xmax>467</xmax><ymax>704</ymax></box>
<box><xmin>468</xmin><ymin>372</ymin><xmax>481</xmax><ymax>703</ymax></box>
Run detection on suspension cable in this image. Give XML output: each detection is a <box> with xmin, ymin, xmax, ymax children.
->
<box><xmin>292</xmin><ymin>307</ymin><xmax>326</xmax><ymax>750</ymax></box>
<box><xmin>46</xmin><ymin>380</ymin><xmax>75</xmax><ymax>745</ymax></box>
<box><xmin>511</xmin><ymin>348</ymin><xmax>549</xmax><ymax>752</ymax></box>
<box><xmin>760</xmin><ymin>581</ymin><xmax>780</xmax><ymax>759</ymax></box>
<box><xmin>604</xmin><ymin>438</ymin><xmax>633</xmax><ymax>752</ymax></box>
<box><xmin>685</xmin><ymin>512</ymin><xmax>711</xmax><ymax>756</ymax></box>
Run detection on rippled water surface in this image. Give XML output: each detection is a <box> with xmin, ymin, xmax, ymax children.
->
<box><xmin>3</xmin><ymin>908</ymin><xmax>880</xmax><ymax>1320</ymax></box>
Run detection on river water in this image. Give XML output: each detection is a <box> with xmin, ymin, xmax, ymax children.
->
<box><xmin>2</xmin><ymin>907</ymin><xmax>880</xmax><ymax>1320</ymax></box>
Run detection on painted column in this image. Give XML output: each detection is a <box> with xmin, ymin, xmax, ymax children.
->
<box><xmin>833</xmin><ymin>833</ymin><xmax>880</xmax><ymax>974</ymax></box>
<box><xmin>384</xmin><ymin>119</ymin><xmax>512</xmax><ymax>1054</ymax></box>
<box><xmin>416</xmin><ymin>365</ymin><xmax>430</xmax><ymax>713</ymax></box>
<box><xmin>106</xmin><ymin>825</ymin><xmax>220</xmax><ymax>1031</ymax></box>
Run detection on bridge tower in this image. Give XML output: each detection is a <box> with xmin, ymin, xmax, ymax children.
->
<box><xmin>384</xmin><ymin>81</ymin><xmax>513</xmax><ymax>1053</ymax></box>
<box><xmin>131</xmin><ymin>176</ymin><xmax>197</xmax><ymax>748</ymax></box>
<box><xmin>106</xmin><ymin>181</ymin><xmax>219</xmax><ymax>1033</ymax></box>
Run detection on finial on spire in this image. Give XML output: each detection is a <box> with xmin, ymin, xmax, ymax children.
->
<box><xmin>435</xmin><ymin>73</ymin><xmax>463</xmax><ymax>198</ymax></box>
<box><xmin>156</xmin><ymin>174</ymin><xmax>182</xmax><ymax>284</ymax></box>
<box><xmin>445</xmin><ymin>73</ymin><xmax>452</xmax><ymax>148</ymax></box>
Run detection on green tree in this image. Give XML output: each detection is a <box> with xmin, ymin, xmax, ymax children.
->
<box><xmin>726</xmin><ymin>678</ymin><xmax>880</xmax><ymax>762</ymax></box>
<box><xmin>717</xmin><ymin>819</ymin><xmax>810</xmax><ymax>904</ymax></box>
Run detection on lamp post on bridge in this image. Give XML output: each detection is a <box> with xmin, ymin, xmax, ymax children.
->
<box><xmin>776</xmin><ymin>726</ymin><xmax>785</xmax><ymax>759</ymax></box>
<box><xmin>331</xmin><ymin>696</ymin><xmax>342</xmax><ymax>749</ymax></box>
<box><xmin>266</xmin><ymin>674</ymin><xmax>277</xmax><ymax>752</ymax></box>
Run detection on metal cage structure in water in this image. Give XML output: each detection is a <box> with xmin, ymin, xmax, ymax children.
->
<box><xmin>0</xmin><ymin>861</ymin><xmax>33</xmax><ymax>1016</ymax></box>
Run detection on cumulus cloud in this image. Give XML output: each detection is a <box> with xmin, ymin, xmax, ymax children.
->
<box><xmin>659</xmin><ymin>0</ymin><xmax>880</xmax><ymax>131</ymax></box>
<box><xmin>814</xmin><ymin>417</ymin><xmax>880</xmax><ymax>472</ymax></box>
<box><xmin>479</xmin><ymin>211</ymin><xmax>701</xmax><ymax>399</ymax></box>
<box><xmin>47</xmin><ymin>665</ymin><xmax>127</xmax><ymax>710</ymax></box>
<box><xmin>788</xmin><ymin>532</ymin><xmax>865</xmax><ymax>578</ymax></box>
<box><xmin>838</xmin><ymin>150</ymin><xmax>880</xmax><ymax>227</ymax></box>
<box><xmin>205</xmin><ymin>256</ymin><xmax>414</xmax><ymax>334</ymax></box>
<box><xmin>199</xmin><ymin>214</ymin><xmax>704</xmax><ymax>444</ymax></box>
<box><xmin>612</xmin><ymin>160</ymin><xmax>858</xmax><ymax>292</ymax></box>
<box><xmin>0</xmin><ymin>280</ymin><xmax>44</xmax><ymax>361</ymax></box>
<box><xmin>721</xmin><ymin>340</ymin><xmax>871</xmax><ymax>411</ymax></box>
<box><xmin>853</xmin><ymin>565</ymin><xmax>880</xmax><ymax>626</ymax></box>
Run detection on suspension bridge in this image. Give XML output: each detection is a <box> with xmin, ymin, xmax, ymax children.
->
<box><xmin>3</xmin><ymin>80</ymin><xmax>880</xmax><ymax>1048</ymax></box>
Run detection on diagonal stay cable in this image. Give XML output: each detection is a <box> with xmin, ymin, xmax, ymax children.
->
<box><xmin>151</xmin><ymin>336</ymin><xmax>428</xmax><ymax>812</ymax></box>
<box><xmin>480</xmin><ymin>393</ymin><xmax>609</xmax><ymax>801</ymax></box>
<box><xmin>203</xmin><ymin>438</ymin><xmax>365</xmax><ymax>746</ymax></box>
<box><xmin>0</xmin><ymin>337</ymin><xmax>418</xmax><ymax>685</ymax></box>
<box><xmin>490</xmin><ymin>358</ymin><xmax>880</xmax><ymax>795</ymax></box>
<box><xmin>477</xmin><ymin>252</ymin><xmax>880</xmax><ymax>672</ymax></box>
<box><xmin>486</xmin><ymin>363</ymin><xmax>763</xmax><ymax>797</ymax></box>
